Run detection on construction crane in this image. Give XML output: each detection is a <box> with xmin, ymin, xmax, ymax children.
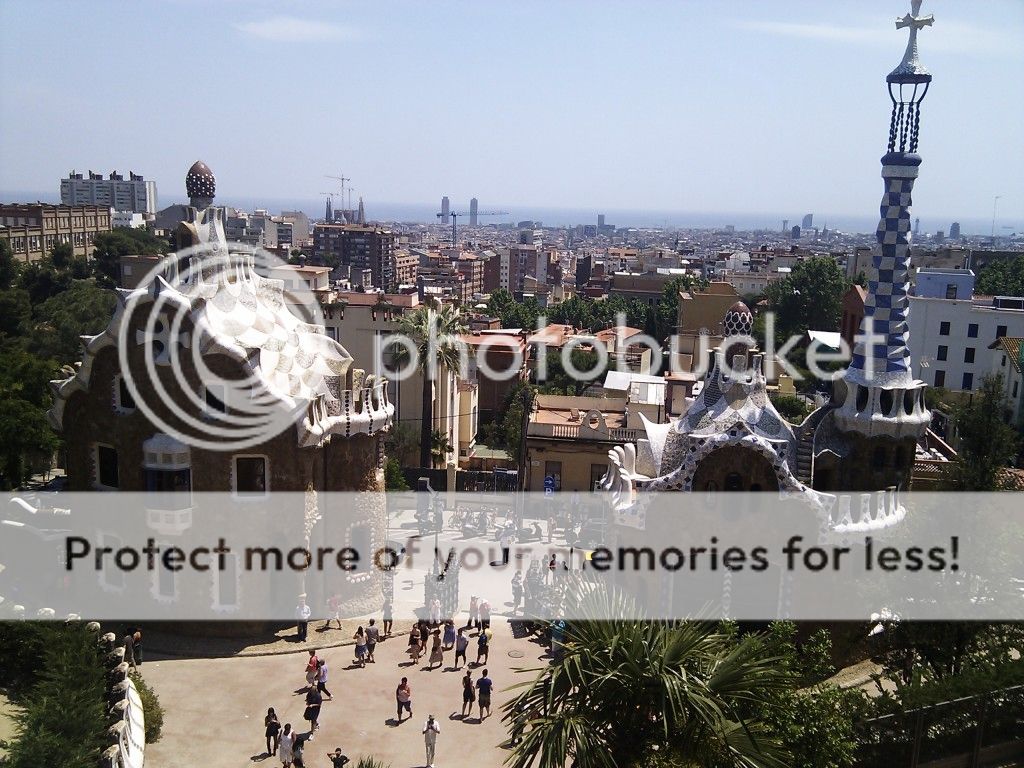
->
<box><xmin>325</xmin><ymin>174</ymin><xmax>351</xmax><ymax>210</ymax></box>
<box><xmin>435</xmin><ymin>210</ymin><xmax>510</xmax><ymax>246</ymax></box>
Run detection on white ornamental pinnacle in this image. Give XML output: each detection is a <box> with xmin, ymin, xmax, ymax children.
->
<box><xmin>889</xmin><ymin>0</ymin><xmax>934</xmax><ymax>81</ymax></box>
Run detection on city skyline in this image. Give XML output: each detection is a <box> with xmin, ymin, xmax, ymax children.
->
<box><xmin>1</xmin><ymin>1</ymin><xmax>1022</xmax><ymax>225</ymax></box>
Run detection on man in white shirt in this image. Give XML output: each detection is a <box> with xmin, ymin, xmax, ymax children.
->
<box><xmin>422</xmin><ymin>714</ymin><xmax>440</xmax><ymax>767</ymax></box>
<box><xmin>295</xmin><ymin>595</ymin><xmax>312</xmax><ymax>641</ymax></box>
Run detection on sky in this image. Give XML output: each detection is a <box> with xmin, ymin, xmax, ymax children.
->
<box><xmin>1</xmin><ymin>0</ymin><xmax>1022</xmax><ymax>230</ymax></box>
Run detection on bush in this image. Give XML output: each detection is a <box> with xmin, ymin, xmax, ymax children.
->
<box><xmin>771</xmin><ymin>392</ymin><xmax>811</xmax><ymax>423</ymax></box>
<box><xmin>384</xmin><ymin>458</ymin><xmax>409</xmax><ymax>491</ymax></box>
<box><xmin>3</xmin><ymin>624</ymin><xmax>108</xmax><ymax>768</ymax></box>
<box><xmin>130</xmin><ymin>672</ymin><xmax>164</xmax><ymax>743</ymax></box>
<box><xmin>354</xmin><ymin>758</ymin><xmax>390</xmax><ymax>768</ymax></box>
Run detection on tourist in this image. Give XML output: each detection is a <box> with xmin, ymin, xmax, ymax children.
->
<box><xmin>428</xmin><ymin>629</ymin><xmax>444</xmax><ymax>670</ymax></box>
<box><xmin>295</xmin><ymin>596</ymin><xmax>311</xmax><ymax>642</ymax></box>
<box><xmin>317</xmin><ymin>659</ymin><xmax>332</xmax><ymax>700</ymax></box>
<box><xmin>365</xmin><ymin>618</ymin><xmax>380</xmax><ymax>663</ymax></box>
<box><xmin>423</xmin><ymin>714</ymin><xmax>441</xmax><ymax>768</ymax></box>
<box><xmin>429</xmin><ymin>597</ymin><xmax>442</xmax><ymax>626</ymax></box>
<box><xmin>123</xmin><ymin>630</ymin><xmax>137</xmax><ymax>672</ymax></box>
<box><xmin>131</xmin><ymin>629</ymin><xmax>143</xmax><ymax>666</ymax></box>
<box><xmin>461</xmin><ymin>669</ymin><xmax>475</xmax><ymax>718</ymax></box>
<box><xmin>407</xmin><ymin>625</ymin><xmax>422</xmax><ymax>664</ymax></box>
<box><xmin>353</xmin><ymin>626</ymin><xmax>367</xmax><ymax>667</ymax></box>
<box><xmin>499</xmin><ymin>526</ymin><xmax>514</xmax><ymax>566</ymax></box>
<box><xmin>304</xmin><ymin>682</ymin><xmax>323</xmax><ymax>732</ymax></box>
<box><xmin>511</xmin><ymin>570</ymin><xmax>523</xmax><ymax>614</ymax></box>
<box><xmin>395</xmin><ymin>677</ymin><xmax>412</xmax><ymax>722</ymax></box>
<box><xmin>454</xmin><ymin>627</ymin><xmax>469</xmax><ymax>669</ymax></box>
<box><xmin>466</xmin><ymin>595</ymin><xmax>478</xmax><ymax>630</ymax></box>
<box><xmin>547</xmin><ymin>554</ymin><xmax>557</xmax><ymax>584</ymax></box>
<box><xmin>475</xmin><ymin>627</ymin><xmax>490</xmax><ymax>665</ymax></box>
<box><xmin>442</xmin><ymin>618</ymin><xmax>456</xmax><ymax>650</ymax></box>
<box><xmin>304</xmin><ymin>649</ymin><xmax>320</xmax><ymax>689</ymax></box>
<box><xmin>479</xmin><ymin>598</ymin><xmax>491</xmax><ymax>631</ymax></box>
<box><xmin>322</xmin><ymin>593</ymin><xmax>342</xmax><ymax>631</ymax></box>
<box><xmin>326</xmin><ymin>747</ymin><xmax>350</xmax><ymax>767</ymax></box>
<box><xmin>476</xmin><ymin>669</ymin><xmax>493</xmax><ymax>720</ymax></box>
<box><xmin>278</xmin><ymin>723</ymin><xmax>294</xmax><ymax>767</ymax></box>
<box><xmin>382</xmin><ymin>599</ymin><xmax>393</xmax><ymax>637</ymax></box>
<box><xmin>264</xmin><ymin>707</ymin><xmax>281</xmax><ymax>756</ymax></box>
<box><xmin>292</xmin><ymin>731</ymin><xmax>312</xmax><ymax>768</ymax></box>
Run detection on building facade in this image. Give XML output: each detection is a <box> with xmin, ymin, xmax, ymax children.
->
<box><xmin>61</xmin><ymin>170</ymin><xmax>157</xmax><ymax>214</ymax></box>
<box><xmin>0</xmin><ymin>203</ymin><xmax>112</xmax><ymax>262</ymax></box>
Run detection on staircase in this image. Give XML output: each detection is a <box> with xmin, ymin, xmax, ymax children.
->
<box><xmin>793</xmin><ymin>405</ymin><xmax>832</xmax><ymax>486</ymax></box>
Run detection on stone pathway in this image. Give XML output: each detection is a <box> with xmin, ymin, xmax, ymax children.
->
<box><xmin>142</xmin><ymin>619</ymin><xmax>547</xmax><ymax>767</ymax></box>
<box><xmin>0</xmin><ymin>691</ymin><xmax>19</xmax><ymax>760</ymax></box>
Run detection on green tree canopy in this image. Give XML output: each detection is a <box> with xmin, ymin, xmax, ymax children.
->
<box><xmin>762</xmin><ymin>257</ymin><xmax>852</xmax><ymax>343</ymax></box>
<box><xmin>976</xmin><ymin>254</ymin><xmax>1024</xmax><ymax>298</ymax></box>
<box><xmin>91</xmin><ymin>227</ymin><xmax>169</xmax><ymax>287</ymax></box>
<box><xmin>31</xmin><ymin>279</ymin><xmax>116</xmax><ymax>365</ymax></box>
<box><xmin>945</xmin><ymin>373</ymin><xmax>1020</xmax><ymax>490</ymax></box>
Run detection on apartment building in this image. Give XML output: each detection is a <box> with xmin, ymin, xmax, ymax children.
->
<box><xmin>60</xmin><ymin>170</ymin><xmax>157</xmax><ymax>214</ymax></box>
<box><xmin>0</xmin><ymin>203</ymin><xmax>112</xmax><ymax>262</ymax></box>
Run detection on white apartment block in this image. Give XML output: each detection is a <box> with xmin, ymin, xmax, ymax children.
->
<box><xmin>61</xmin><ymin>171</ymin><xmax>157</xmax><ymax>214</ymax></box>
<box><xmin>908</xmin><ymin>270</ymin><xmax>1024</xmax><ymax>392</ymax></box>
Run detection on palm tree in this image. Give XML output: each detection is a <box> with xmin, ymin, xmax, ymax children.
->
<box><xmin>502</xmin><ymin>587</ymin><xmax>792</xmax><ymax>768</ymax></box>
<box><xmin>393</xmin><ymin>302</ymin><xmax>467</xmax><ymax>469</ymax></box>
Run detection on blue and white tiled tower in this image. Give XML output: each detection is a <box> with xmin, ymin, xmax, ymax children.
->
<box><xmin>834</xmin><ymin>0</ymin><xmax>933</xmax><ymax>441</ymax></box>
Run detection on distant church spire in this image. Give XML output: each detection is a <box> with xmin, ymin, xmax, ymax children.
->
<box><xmin>835</xmin><ymin>0</ymin><xmax>933</xmax><ymax>439</ymax></box>
<box><xmin>326</xmin><ymin>195</ymin><xmax>333</xmax><ymax>222</ymax></box>
<box><xmin>358</xmin><ymin>197</ymin><xmax>365</xmax><ymax>225</ymax></box>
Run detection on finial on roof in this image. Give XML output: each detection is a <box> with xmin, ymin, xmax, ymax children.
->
<box><xmin>888</xmin><ymin>0</ymin><xmax>934</xmax><ymax>84</ymax></box>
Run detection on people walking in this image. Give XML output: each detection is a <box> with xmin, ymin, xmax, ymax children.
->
<box><xmin>123</xmin><ymin>630</ymin><xmax>137</xmax><ymax>672</ymax></box>
<box><xmin>382</xmin><ymin>599</ymin><xmax>393</xmax><ymax>637</ymax></box>
<box><xmin>454</xmin><ymin>627</ymin><xmax>468</xmax><ymax>669</ymax></box>
<box><xmin>295</xmin><ymin>596</ymin><xmax>311</xmax><ymax>642</ymax></box>
<box><xmin>292</xmin><ymin>731</ymin><xmax>312</xmax><ymax>768</ymax></box>
<box><xmin>353</xmin><ymin>626</ymin><xmax>367</xmax><ymax>667</ymax></box>
<box><xmin>322</xmin><ymin>593</ymin><xmax>342</xmax><ymax>631</ymax></box>
<box><xmin>423</xmin><ymin>714</ymin><xmax>440</xmax><ymax>767</ymax></box>
<box><xmin>461</xmin><ymin>669</ymin><xmax>475</xmax><ymax>718</ymax></box>
<box><xmin>407</xmin><ymin>625</ymin><xmax>423</xmax><ymax>664</ymax></box>
<box><xmin>499</xmin><ymin>526</ymin><xmax>514</xmax><ymax>566</ymax></box>
<box><xmin>547</xmin><ymin>554</ymin><xmax>557</xmax><ymax>584</ymax></box>
<box><xmin>304</xmin><ymin>682</ymin><xmax>323</xmax><ymax>732</ymax></box>
<box><xmin>264</xmin><ymin>707</ymin><xmax>281</xmax><ymax>756</ymax></box>
<box><xmin>475</xmin><ymin>628</ymin><xmax>490</xmax><ymax>666</ymax></box>
<box><xmin>466</xmin><ymin>595</ymin><xmax>479</xmax><ymax>630</ymax></box>
<box><xmin>479</xmin><ymin>598</ymin><xmax>491</xmax><ymax>632</ymax></box>
<box><xmin>317</xmin><ymin>659</ymin><xmax>332</xmax><ymax>700</ymax></box>
<box><xmin>304</xmin><ymin>649</ymin><xmax>320</xmax><ymax>689</ymax></box>
<box><xmin>428</xmin><ymin>629</ymin><xmax>443</xmax><ymax>670</ymax></box>
<box><xmin>511</xmin><ymin>570</ymin><xmax>523</xmax><ymax>614</ymax></box>
<box><xmin>395</xmin><ymin>677</ymin><xmax>412</xmax><ymax>722</ymax></box>
<box><xmin>278</xmin><ymin>723</ymin><xmax>294</xmax><ymax>767</ymax></box>
<box><xmin>442</xmin><ymin>619</ymin><xmax>456</xmax><ymax>650</ymax></box>
<box><xmin>476</xmin><ymin>669</ymin><xmax>493</xmax><ymax>720</ymax></box>
<box><xmin>365</xmin><ymin>619</ymin><xmax>380</xmax><ymax>663</ymax></box>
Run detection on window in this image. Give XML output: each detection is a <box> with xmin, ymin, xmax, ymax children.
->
<box><xmin>590</xmin><ymin>463</ymin><xmax>607</xmax><ymax>490</ymax></box>
<box><xmin>945</xmin><ymin>283</ymin><xmax>957</xmax><ymax>299</ymax></box>
<box><xmin>544</xmin><ymin>461</ymin><xmax>562</xmax><ymax>492</ymax></box>
<box><xmin>962</xmin><ymin>372</ymin><xmax>973</xmax><ymax>390</ymax></box>
<box><xmin>95</xmin><ymin>444</ymin><xmax>119</xmax><ymax>489</ymax></box>
<box><xmin>967</xmin><ymin>323</ymin><xmax>978</xmax><ymax>338</ymax></box>
<box><xmin>964</xmin><ymin>347</ymin><xmax>975</xmax><ymax>364</ymax></box>
<box><xmin>936</xmin><ymin>345</ymin><xmax>948</xmax><ymax>362</ymax></box>
<box><xmin>1003</xmin><ymin>356</ymin><xmax>1008</xmax><ymax>368</ymax></box>
<box><xmin>939</xmin><ymin>321</ymin><xmax>950</xmax><ymax>336</ymax></box>
<box><xmin>996</xmin><ymin>325</ymin><xmax>1007</xmax><ymax>340</ymax></box>
<box><xmin>114</xmin><ymin>376</ymin><xmax>136</xmax><ymax>412</ymax></box>
<box><xmin>934</xmin><ymin>369</ymin><xmax>945</xmax><ymax>387</ymax></box>
<box><xmin>234</xmin><ymin>456</ymin><xmax>267</xmax><ymax>497</ymax></box>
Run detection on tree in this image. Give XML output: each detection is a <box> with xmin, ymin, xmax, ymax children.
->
<box><xmin>0</xmin><ymin>397</ymin><xmax>59</xmax><ymax>489</ymax></box>
<box><xmin>384</xmin><ymin>458</ymin><xmax>410</xmax><ymax>491</ymax></box>
<box><xmin>976</xmin><ymin>255</ymin><xmax>1024</xmax><ymax>298</ymax></box>
<box><xmin>503</xmin><ymin>588</ymin><xmax>792</xmax><ymax>768</ymax></box>
<box><xmin>393</xmin><ymin>303</ymin><xmax>467</xmax><ymax>468</ymax></box>
<box><xmin>49</xmin><ymin>242</ymin><xmax>74</xmax><ymax>271</ymax></box>
<box><xmin>430</xmin><ymin>429</ymin><xmax>453</xmax><ymax>467</ymax></box>
<box><xmin>0</xmin><ymin>237</ymin><xmax>19</xmax><ymax>289</ymax></box>
<box><xmin>762</xmin><ymin>258</ymin><xmax>851</xmax><ymax>343</ymax></box>
<box><xmin>0</xmin><ymin>286</ymin><xmax>32</xmax><ymax>341</ymax></box>
<box><xmin>91</xmin><ymin>227</ymin><xmax>168</xmax><ymax>288</ymax></box>
<box><xmin>945</xmin><ymin>373</ymin><xmax>1020</xmax><ymax>490</ymax></box>
<box><xmin>31</xmin><ymin>279</ymin><xmax>116</xmax><ymax>365</ymax></box>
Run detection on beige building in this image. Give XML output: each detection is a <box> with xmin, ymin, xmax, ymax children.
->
<box><xmin>524</xmin><ymin>395</ymin><xmax>644</xmax><ymax>492</ymax></box>
<box><xmin>0</xmin><ymin>203</ymin><xmax>112</xmax><ymax>262</ymax></box>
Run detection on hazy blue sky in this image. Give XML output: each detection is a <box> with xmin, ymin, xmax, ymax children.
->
<box><xmin>1</xmin><ymin>0</ymin><xmax>1021</xmax><ymax>226</ymax></box>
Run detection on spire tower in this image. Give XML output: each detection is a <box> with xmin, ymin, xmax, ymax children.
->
<box><xmin>834</xmin><ymin>1</ymin><xmax>933</xmax><ymax>461</ymax></box>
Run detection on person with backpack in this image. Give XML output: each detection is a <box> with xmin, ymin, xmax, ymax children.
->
<box><xmin>264</xmin><ymin>707</ymin><xmax>281</xmax><ymax>756</ymax></box>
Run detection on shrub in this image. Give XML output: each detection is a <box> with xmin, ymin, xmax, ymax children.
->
<box><xmin>130</xmin><ymin>672</ymin><xmax>164</xmax><ymax>743</ymax></box>
<box><xmin>354</xmin><ymin>758</ymin><xmax>390</xmax><ymax>768</ymax></box>
<box><xmin>771</xmin><ymin>392</ymin><xmax>811</xmax><ymax>423</ymax></box>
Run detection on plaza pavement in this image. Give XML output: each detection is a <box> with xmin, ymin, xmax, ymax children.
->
<box><xmin>143</xmin><ymin>619</ymin><xmax>547</xmax><ymax>768</ymax></box>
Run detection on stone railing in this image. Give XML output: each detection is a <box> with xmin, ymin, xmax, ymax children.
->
<box><xmin>529</xmin><ymin>423</ymin><xmax>645</xmax><ymax>442</ymax></box>
<box><xmin>97</xmin><ymin>625</ymin><xmax>146</xmax><ymax>768</ymax></box>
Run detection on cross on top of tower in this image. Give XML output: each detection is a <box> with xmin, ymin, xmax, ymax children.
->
<box><xmin>889</xmin><ymin>0</ymin><xmax>934</xmax><ymax>82</ymax></box>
